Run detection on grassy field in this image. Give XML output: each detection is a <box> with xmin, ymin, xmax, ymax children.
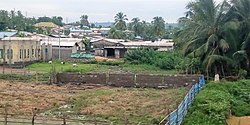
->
<box><xmin>25</xmin><ymin>61</ymin><xmax>177</xmax><ymax>75</ymax></box>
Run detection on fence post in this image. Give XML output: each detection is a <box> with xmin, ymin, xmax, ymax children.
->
<box><xmin>124</xmin><ymin>115</ymin><xmax>128</xmax><ymax>125</ymax></box>
<box><xmin>94</xmin><ymin>115</ymin><xmax>97</xmax><ymax>125</ymax></box>
<box><xmin>106</xmin><ymin>70</ymin><xmax>110</xmax><ymax>85</ymax></box>
<box><xmin>176</xmin><ymin>102</ymin><xmax>179</xmax><ymax>125</ymax></box>
<box><xmin>62</xmin><ymin>114</ymin><xmax>66</xmax><ymax>125</ymax></box>
<box><xmin>31</xmin><ymin>107</ymin><xmax>39</xmax><ymax>125</ymax></box>
<box><xmin>134</xmin><ymin>74</ymin><xmax>137</xmax><ymax>87</ymax></box>
<box><xmin>36</xmin><ymin>72</ymin><xmax>38</xmax><ymax>84</ymax></box>
<box><xmin>3</xmin><ymin>104</ymin><xmax>8</xmax><ymax>125</ymax></box>
<box><xmin>2</xmin><ymin>65</ymin><xmax>4</xmax><ymax>74</ymax></box>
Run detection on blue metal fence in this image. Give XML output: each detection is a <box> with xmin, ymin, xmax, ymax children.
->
<box><xmin>160</xmin><ymin>75</ymin><xmax>205</xmax><ymax>125</ymax></box>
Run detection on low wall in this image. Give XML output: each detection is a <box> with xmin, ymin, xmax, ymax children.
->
<box><xmin>57</xmin><ymin>73</ymin><xmax>201</xmax><ymax>88</ymax></box>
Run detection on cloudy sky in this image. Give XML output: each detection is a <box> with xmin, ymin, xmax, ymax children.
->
<box><xmin>0</xmin><ymin>0</ymin><xmax>224</xmax><ymax>23</ymax></box>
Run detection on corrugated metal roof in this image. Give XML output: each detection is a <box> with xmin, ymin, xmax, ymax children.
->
<box><xmin>0</xmin><ymin>32</ymin><xmax>17</xmax><ymax>39</ymax></box>
<box><xmin>1</xmin><ymin>37</ymin><xmax>40</xmax><ymax>41</ymax></box>
<box><xmin>120</xmin><ymin>41</ymin><xmax>174</xmax><ymax>47</ymax></box>
<box><xmin>41</xmin><ymin>38</ymin><xmax>82</xmax><ymax>47</ymax></box>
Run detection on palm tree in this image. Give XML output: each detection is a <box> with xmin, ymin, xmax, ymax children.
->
<box><xmin>80</xmin><ymin>14</ymin><xmax>89</xmax><ymax>27</ymax></box>
<box><xmin>152</xmin><ymin>16</ymin><xmax>165</xmax><ymax>38</ymax></box>
<box><xmin>108</xmin><ymin>27</ymin><xmax>124</xmax><ymax>39</ymax></box>
<box><xmin>114</xmin><ymin>12</ymin><xmax>128</xmax><ymax>31</ymax></box>
<box><xmin>230</xmin><ymin>0</ymin><xmax>250</xmax><ymax>75</ymax></box>
<box><xmin>175</xmin><ymin>0</ymin><xmax>238</xmax><ymax>77</ymax></box>
<box><xmin>130</xmin><ymin>17</ymin><xmax>142</xmax><ymax>36</ymax></box>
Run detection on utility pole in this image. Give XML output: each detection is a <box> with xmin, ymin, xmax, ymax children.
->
<box><xmin>58</xmin><ymin>32</ymin><xmax>61</xmax><ymax>60</ymax></box>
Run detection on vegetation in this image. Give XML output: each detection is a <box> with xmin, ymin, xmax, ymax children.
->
<box><xmin>0</xmin><ymin>10</ymin><xmax>64</xmax><ymax>32</ymax></box>
<box><xmin>182</xmin><ymin>80</ymin><xmax>250</xmax><ymax>125</ymax></box>
<box><xmin>49</xmin><ymin>87</ymin><xmax>187</xmax><ymax>124</ymax></box>
<box><xmin>124</xmin><ymin>48</ymin><xmax>200</xmax><ymax>74</ymax></box>
<box><xmin>80</xmin><ymin>14</ymin><xmax>89</xmax><ymax>27</ymax></box>
<box><xmin>114</xmin><ymin>12</ymin><xmax>128</xmax><ymax>31</ymax></box>
<box><xmin>108</xmin><ymin>12</ymin><xmax>172</xmax><ymax>41</ymax></box>
<box><xmin>175</xmin><ymin>0</ymin><xmax>250</xmax><ymax>78</ymax></box>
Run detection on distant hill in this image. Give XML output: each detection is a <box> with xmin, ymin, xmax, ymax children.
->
<box><xmin>92</xmin><ymin>22</ymin><xmax>114</xmax><ymax>27</ymax></box>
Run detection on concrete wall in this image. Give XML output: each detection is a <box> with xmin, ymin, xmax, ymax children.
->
<box><xmin>41</xmin><ymin>43</ymin><xmax>52</xmax><ymax>61</ymax></box>
<box><xmin>52</xmin><ymin>47</ymin><xmax>72</xmax><ymax>60</ymax></box>
<box><xmin>57</xmin><ymin>73</ymin><xmax>201</xmax><ymax>88</ymax></box>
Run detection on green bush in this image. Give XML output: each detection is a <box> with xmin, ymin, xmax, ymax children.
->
<box><xmin>125</xmin><ymin>48</ymin><xmax>183</xmax><ymax>70</ymax></box>
<box><xmin>182</xmin><ymin>80</ymin><xmax>250</xmax><ymax>125</ymax></box>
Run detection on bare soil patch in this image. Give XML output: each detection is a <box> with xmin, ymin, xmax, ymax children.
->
<box><xmin>227</xmin><ymin>116</ymin><xmax>250</xmax><ymax>125</ymax></box>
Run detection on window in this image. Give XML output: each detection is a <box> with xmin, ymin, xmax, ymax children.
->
<box><xmin>11</xmin><ymin>49</ymin><xmax>13</xmax><ymax>59</ymax></box>
<box><xmin>20</xmin><ymin>49</ymin><xmax>22</xmax><ymax>59</ymax></box>
<box><xmin>27</xmin><ymin>49</ymin><xmax>29</xmax><ymax>58</ymax></box>
<box><xmin>7</xmin><ymin>49</ymin><xmax>13</xmax><ymax>59</ymax></box>
<box><xmin>24</xmin><ymin>49</ymin><xmax>26</xmax><ymax>58</ymax></box>
<box><xmin>32</xmin><ymin>49</ymin><xmax>34</xmax><ymax>57</ymax></box>
<box><xmin>0</xmin><ymin>49</ymin><xmax>3</xmax><ymax>59</ymax></box>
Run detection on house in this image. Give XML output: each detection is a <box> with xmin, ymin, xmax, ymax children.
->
<box><xmin>91</xmin><ymin>39</ymin><xmax>125</xmax><ymax>57</ymax></box>
<box><xmin>0</xmin><ymin>37</ymin><xmax>42</xmax><ymax>67</ymax></box>
<box><xmin>92</xmin><ymin>39</ymin><xmax>174</xmax><ymax>58</ymax></box>
<box><xmin>41</xmin><ymin>37</ymin><xmax>83</xmax><ymax>60</ymax></box>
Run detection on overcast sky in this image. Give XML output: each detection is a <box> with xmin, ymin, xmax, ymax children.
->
<box><xmin>0</xmin><ymin>0</ymin><xmax>224</xmax><ymax>23</ymax></box>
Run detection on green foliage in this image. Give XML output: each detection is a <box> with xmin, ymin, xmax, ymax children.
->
<box><xmin>175</xmin><ymin>0</ymin><xmax>250</xmax><ymax>77</ymax></box>
<box><xmin>182</xmin><ymin>80</ymin><xmax>250</xmax><ymax>125</ymax></box>
<box><xmin>114</xmin><ymin>12</ymin><xmax>128</xmax><ymax>31</ymax></box>
<box><xmin>125</xmin><ymin>48</ymin><xmax>183</xmax><ymax>70</ymax></box>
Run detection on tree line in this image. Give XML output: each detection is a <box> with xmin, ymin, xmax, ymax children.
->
<box><xmin>0</xmin><ymin>10</ymin><xmax>63</xmax><ymax>32</ymax></box>
<box><xmin>175</xmin><ymin>0</ymin><xmax>250</xmax><ymax>78</ymax></box>
<box><xmin>108</xmin><ymin>12</ymin><xmax>173</xmax><ymax>41</ymax></box>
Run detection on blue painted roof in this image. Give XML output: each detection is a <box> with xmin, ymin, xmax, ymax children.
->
<box><xmin>0</xmin><ymin>32</ymin><xmax>17</xmax><ymax>39</ymax></box>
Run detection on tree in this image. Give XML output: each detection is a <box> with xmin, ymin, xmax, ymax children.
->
<box><xmin>114</xmin><ymin>12</ymin><xmax>128</xmax><ymax>31</ymax></box>
<box><xmin>130</xmin><ymin>17</ymin><xmax>143</xmax><ymax>36</ymax></box>
<box><xmin>230</xmin><ymin>0</ymin><xmax>250</xmax><ymax>75</ymax></box>
<box><xmin>108</xmin><ymin>27</ymin><xmax>124</xmax><ymax>39</ymax></box>
<box><xmin>52</xmin><ymin>16</ymin><xmax>63</xmax><ymax>26</ymax></box>
<box><xmin>0</xmin><ymin>10</ymin><xmax>10</xmax><ymax>31</ymax></box>
<box><xmin>152</xmin><ymin>16</ymin><xmax>165</xmax><ymax>38</ymax></box>
<box><xmin>80</xmin><ymin>14</ymin><xmax>89</xmax><ymax>27</ymax></box>
<box><xmin>175</xmin><ymin>0</ymin><xmax>238</xmax><ymax>77</ymax></box>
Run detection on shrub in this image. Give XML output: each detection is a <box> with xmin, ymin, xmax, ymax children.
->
<box><xmin>125</xmin><ymin>48</ymin><xmax>183</xmax><ymax>70</ymax></box>
<box><xmin>182</xmin><ymin>80</ymin><xmax>250</xmax><ymax>125</ymax></box>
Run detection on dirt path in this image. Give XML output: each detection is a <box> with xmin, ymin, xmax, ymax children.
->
<box><xmin>227</xmin><ymin>116</ymin><xmax>250</xmax><ymax>125</ymax></box>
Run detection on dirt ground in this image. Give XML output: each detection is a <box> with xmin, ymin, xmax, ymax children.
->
<box><xmin>0</xmin><ymin>80</ymin><xmax>75</xmax><ymax>115</ymax></box>
<box><xmin>227</xmin><ymin>116</ymin><xmax>250</xmax><ymax>125</ymax></box>
<box><xmin>95</xmin><ymin>56</ymin><xmax>117</xmax><ymax>62</ymax></box>
<box><xmin>0</xmin><ymin>80</ymin><xmax>186</xmax><ymax>124</ymax></box>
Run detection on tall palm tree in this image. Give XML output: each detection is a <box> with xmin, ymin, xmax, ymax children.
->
<box><xmin>176</xmin><ymin>0</ymin><xmax>237</xmax><ymax>77</ymax></box>
<box><xmin>152</xmin><ymin>17</ymin><xmax>165</xmax><ymax>38</ymax></box>
<box><xmin>80</xmin><ymin>14</ymin><xmax>89</xmax><ymax>27</ymax></box>
<box><xmin>230</xmin><ymin>0</ymin><xmax>250</xmax><ymax>74</ymax></box>
<box><xmin>131</xmin><ymin>17</ymin><xmax>142</xmax><ymax>36</ymax></box>
<box><xmin>114</xmin><ymin>12</ymin><xmax>128</xmax><ymax>31</ymax></box>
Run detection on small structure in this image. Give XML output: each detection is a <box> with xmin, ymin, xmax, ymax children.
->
<box><xmin>214</xmin><ymin>74</ymin><xmax>220</xmax><ymax>82</ymax></box>
<box><xmin>41</xmin><ymin>37</ymin><xmax>83</xmax><ymax>60</ymax></box>
<box><xmin>92</xmin><ymin>39</ymin><xmax>175</xmax><ymax>58</ymax></box>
